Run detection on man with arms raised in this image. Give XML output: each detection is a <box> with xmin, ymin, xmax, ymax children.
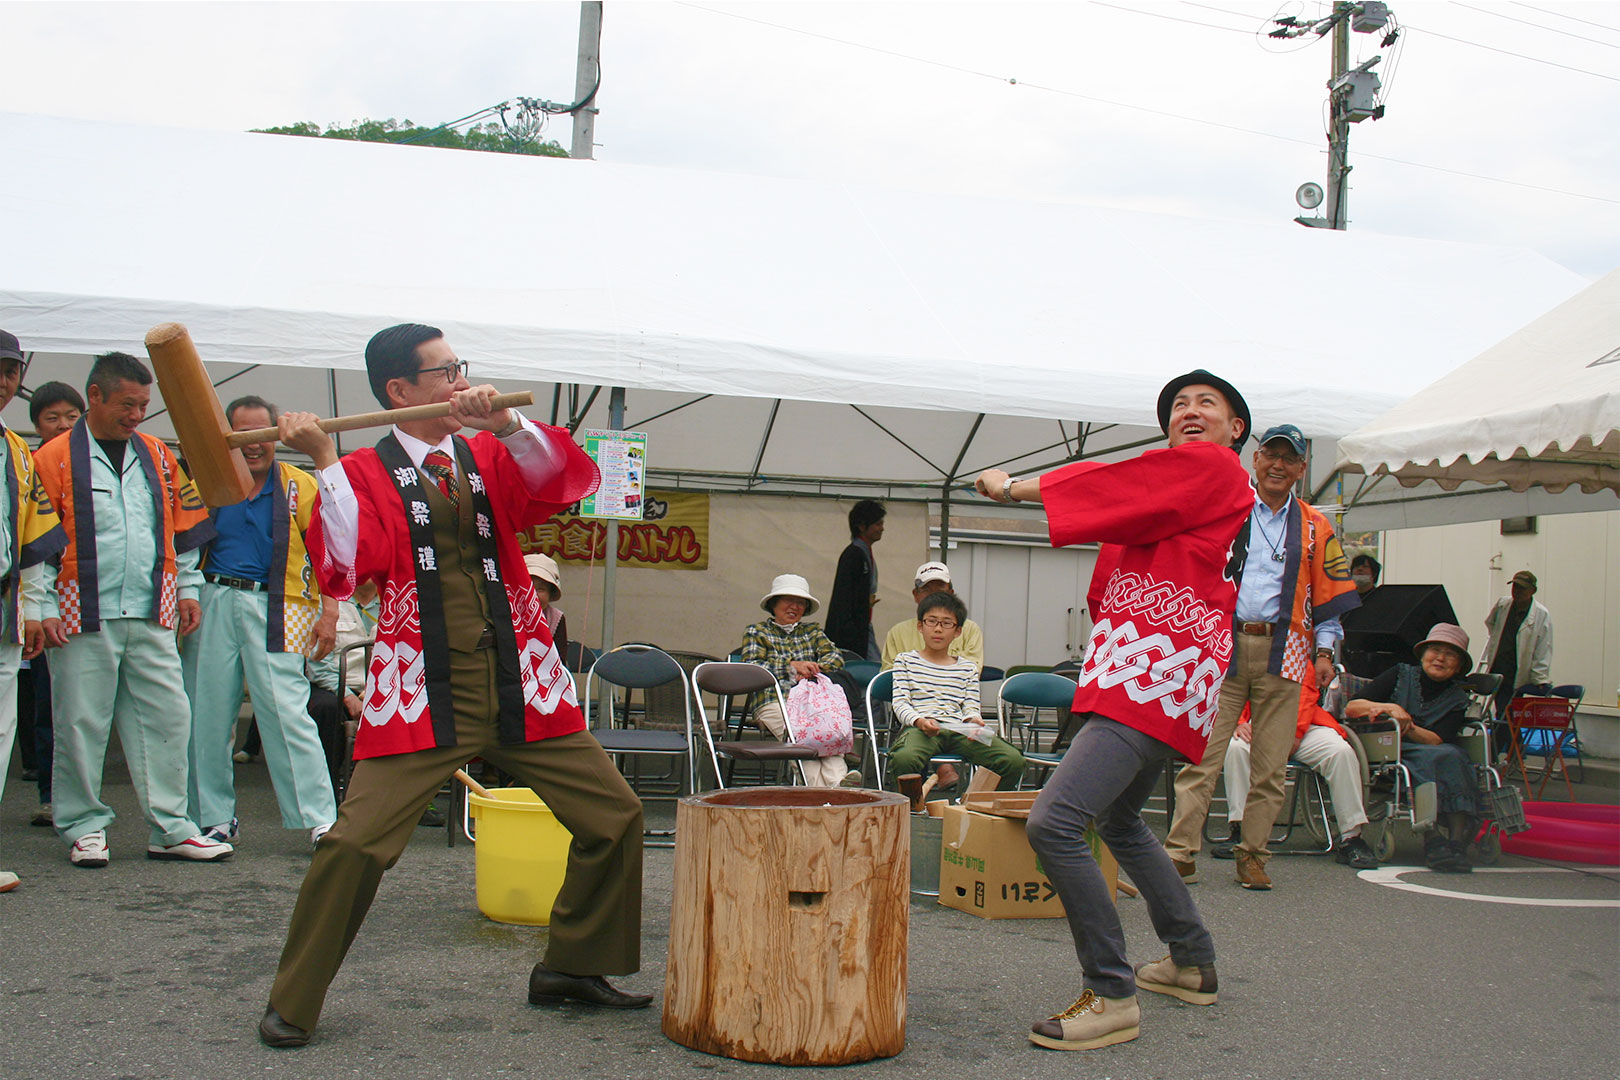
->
<box><xmin>975</xmin><ymin>370</ymin><xmax>1253</xmax><ymax>1051</ymax></box>
<box><xmin>261</xmin><ymin>324</ymin><xmax>647</xmax><ymax>1048</ymax></box>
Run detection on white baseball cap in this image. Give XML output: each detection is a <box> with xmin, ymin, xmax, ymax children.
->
<box><xmin>914</xmin><ymin>561</ymin><xmax>952</xmax><ymax>588</ymax></box>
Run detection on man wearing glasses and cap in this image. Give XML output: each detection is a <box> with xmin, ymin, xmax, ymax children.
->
<box><xmin>1163</xmin><ymin>422</ymin><xmax>1360</xmax><ymax>890</ymax></box>
<box><xmin>974</xmin><ymin>370</ymin><xmax>1253</xmax><ymax>1052</ymax></box>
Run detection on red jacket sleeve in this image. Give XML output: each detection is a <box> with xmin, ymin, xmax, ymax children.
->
<box><xmin>478</xmin><ymin>424</ymin><xmax>601</xmax><ymax>531</ymax></box>
<box><xmin>1044</xmin><ymin>441</ymin><xmax>1252</xmax><ymax>549</ymax></box>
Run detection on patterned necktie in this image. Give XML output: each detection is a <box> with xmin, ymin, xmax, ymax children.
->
<box><xmin>421</xmin><ymin>450</ymin><xmax>459</xmax><ymax>511</ymax></box>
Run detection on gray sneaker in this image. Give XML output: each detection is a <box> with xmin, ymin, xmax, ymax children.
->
<box><xmin>1134</xmin><ymin>955</ymin><xmax>1218</xmax><ymax>1005</ymax></box>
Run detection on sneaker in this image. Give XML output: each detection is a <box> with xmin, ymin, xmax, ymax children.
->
<box><xmin>70</xmin><ymin>831</ymin><xmax>110</xmax><ymax>868</ymax></box>
<box><xmin>0</xmin><ymin>870</ymin><xmax>19</xmax><ymax>893</ymax></box>
<box><xmin>148</xmin><ymin>835</ymin><xmax>234</xmax><ymax>862</ymax></box>
<box><xmin>1171</xmin><ymin>857</ymin><xmax>1198</xmax><ymax>885</ymax></box>
<box><xmin>838</xmin><ymin>770</ymin><xmax>865</xmax><ymax>789</ymax></box>
<box><xmin>310</xmin><ymin>823</ymin><xmax>333</xmax><ymax>848</ymax></box>
<box><xmin>31</xmin><ymin>804</ymin><xmax>53</xmax><ymax>827</ymax></box>
<box><xmin>418</xmin><ymin>804</ymin><xmax>447</xmax><ymax>828</ymax></box>
<box><xmin>1336</xmin><ymin>835</ymin><xmax>1380</xmax><ymax>870</ymax></box>
<box><xmin>1029</xmin><ymin>990</ymin><xmax>1140</xmax><ymax>1050</ymax></box>
<box><xmin>1235</xmin><ymin>851</ymin><xmax>1272</xmax><ymax>890</ymax></box>
<box><xmin>1211</xmin><ymin>825</ymin><xmax>1242</xmax><ymax>860</ymax></box>
<box><xmin>202</xmin><ymin>818</ymin><xmax>240</xmax><ymax>844</ymax></box>
<box><xmin>233</xmin><ymin>750</ymin><xmax>257</xmax><ymax>764</ymax></box>
<box><xmin>1135</xmin><ymin>955</ymin><xmax>1219</xmax><ymax>1005</ymax></box>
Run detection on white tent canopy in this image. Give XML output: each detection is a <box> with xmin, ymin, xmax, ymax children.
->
<box><xmin>1332</xmin><ymin>270</ymin><xmax>1620</xmax><ymax>530</ymax></box>
<box><xmin>0</xmin><ymin>111</ymin><xmax>1592</xmax><ymax>495</ymax></box>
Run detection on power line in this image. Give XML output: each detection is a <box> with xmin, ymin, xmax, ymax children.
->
<box><xmin>675</xmin><ymin>1</ymin><xmax>1620</xmax><ymax>207</ymax></box>
<box><xmin>1512</xmin><ymin>2</ymin><xmax>1620</xmax><ymax>36</ymax></box>
<box><xmin>1401</xmin><ymin>21</ymin><xmax>1620</xmax><ymax>80</ymax></box>
<box><xmin>1088</xmin><ymin>2</ymin><xmax>1253</xmax><ymax>34</ymax></box>
<box><xmin>1181</xmin><ymin>1</ymin><xmax>1273</xmax><ymax>23</ymax></box>
<box><xmin>1452</xmin><ymin>1</ymin><xmax>1620</xmax><ymax>50</ymax></box>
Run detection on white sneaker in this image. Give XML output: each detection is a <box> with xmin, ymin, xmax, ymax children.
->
<box><xmin>310</xmin><ymin>823</ymin><xmax>333</xmax><ymax>848</ymax></box>
<box><xmin>0</xmin><ymin>870</ymin><xmax>19</xmax><ymax>893</ymax></box>
<box><xmin>232</xmin><ymin>750</ymin><xmax>256</xmax><ymax>764</ymax></box>
<box><xmin>70</xmin><ymin>830</ymin><xmax>110</xmax><ymax>868</ymax></box>
<box><xmin>147</xmin><ymin>835</ymin><xmax>234</xmax><ymax>862</ymax></box>
<box><xmin>202</xmin><ymin>818</ymin><xmax>239</xmax><ymax>843</ymax></box>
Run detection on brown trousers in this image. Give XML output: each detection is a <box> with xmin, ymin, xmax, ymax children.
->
<box><xmin>1164</xmin><ymin>632</ymin><xmax>1299</xmax><ymax>866</ymax></box>
<box><xmin>269</xmin><ymin>646</ymin><xmax>644</xmax><ymax>1031</ymax></box>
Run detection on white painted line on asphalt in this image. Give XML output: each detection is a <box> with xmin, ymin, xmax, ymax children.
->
<box><xmin>1358</xmin><ymin>866</ymin><xmax>1620</xmax><ymax>907</ymax></box>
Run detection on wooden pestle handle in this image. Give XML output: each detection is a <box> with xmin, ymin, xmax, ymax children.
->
<box><xmin>454</xmin><ymin>769</ymin><xmax>492</xmax><ymax>799</ymax></box>
<box><xmin>226</xmin><ymin>391</ymin><xmax>535</xmax><ymax>448</ymax></box>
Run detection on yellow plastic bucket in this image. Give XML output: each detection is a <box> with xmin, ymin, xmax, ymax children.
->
<box><xmin>467</xmin><ymin>787</ymin><xmax>573</xmax><ymax>926</ymax></box>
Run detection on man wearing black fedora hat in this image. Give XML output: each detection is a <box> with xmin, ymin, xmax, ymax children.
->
<box><xmin>975</xmin><ymin>369</ymin><xmax>1252</xmax><ymax>1052</ymax></box>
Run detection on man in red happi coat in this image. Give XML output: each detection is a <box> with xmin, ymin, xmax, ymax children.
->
<box><xmin>260</xmin><ymin>324</ymin><xmax>650</xmax><ymax>1048</ymax></box>
<box><xmin>976</xmin><ymin>370</ymin><xmax>1253</xmax><ymax>1052</ymax></box>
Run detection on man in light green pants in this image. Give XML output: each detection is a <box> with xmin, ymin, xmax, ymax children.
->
<box><xmin>184</xmin><ymin>395</ymin><xmax>338</xmax><ymax>849</ymax></box>
<box><xmin>24</xmin><ymin>353</ymin><xmax>233</xmax><ymax>867</ymax></box>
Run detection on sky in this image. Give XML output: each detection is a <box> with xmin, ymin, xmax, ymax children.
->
<box><xmin>3</xmin><ymin>0</ymin><xmax>1618</xmax><ymax>277</ymax></box>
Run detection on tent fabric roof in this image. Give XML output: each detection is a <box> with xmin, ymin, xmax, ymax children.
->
<box><xmin>0</xmin><ymin>111</ymin><xmax>1592</xmax><ymax>460</ymax></box>
<box><xmin>1335</xmin><ymin>270</ymin><xmax>1620</xmax><ymax>497</ymax></box>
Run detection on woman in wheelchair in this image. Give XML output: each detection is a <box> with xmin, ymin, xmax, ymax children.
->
<box><xmin>1343</xmin><ymin>624</ymin><xmax>1480</xmax><ymax>873</ymax></box>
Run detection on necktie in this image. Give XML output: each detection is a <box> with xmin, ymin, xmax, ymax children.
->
<box><xmin>421</xmin><ymin>450</ymin><xmax>459</xmax><ymax>511</ymax></box>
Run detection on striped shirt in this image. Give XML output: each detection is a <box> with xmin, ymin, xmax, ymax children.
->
<box><xmin>891</xmin><ymin>651</ymin><xmax>980</xmax><ymax>728</ymax></box>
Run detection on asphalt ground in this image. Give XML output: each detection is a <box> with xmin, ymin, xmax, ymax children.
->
<box><xmin>3</xmin><ymin>743</ymin><xmax>1617</xmax><ymax>1080</ymax></box>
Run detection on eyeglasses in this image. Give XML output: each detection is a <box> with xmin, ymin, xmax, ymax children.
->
<box><xmin>413</xmin><ymin>359</ymin><xmax>469</xmax><ymax>383</ymax></box>
<box><xmin>1258</xmin><ymin>446</ymin><xmax>1304</xmax><ymax>465</ymax></box>
<box><xmin>921</xmin><ymin>618</ymin><xmax>958</xmax><ymax>630</ymax></box>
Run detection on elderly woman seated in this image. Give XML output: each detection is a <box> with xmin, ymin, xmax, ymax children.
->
<box><xmin>1344</xmin><ymin>624</ymin><xmax>1481</xmax><ymax>873</ymax></box>
<box><xmin>738</xmin><ymin>574</ymin><xmax>856</xmax><ymax>788</ymax></box>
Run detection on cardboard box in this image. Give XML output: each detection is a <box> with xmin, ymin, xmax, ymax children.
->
<box><xmin>937</xmin><ymin>793</ymin><xmax>1116</xmax><ymax>919</ymax></box>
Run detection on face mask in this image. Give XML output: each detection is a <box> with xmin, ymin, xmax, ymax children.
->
<box><xmin>1352</xmin><ymin>573</ymin><xmax>1373</xmax><ymax>585</ymax></box>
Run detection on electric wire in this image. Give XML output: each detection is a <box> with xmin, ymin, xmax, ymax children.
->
<box><xmin>1400</xmin><ymin>21</ymin><xmax>1620</xmax><ymax>80</ymax></box>
<box><xmin>1455</xmin><ymin>1</ymin><xmax>1620</xmax><ymax>49</ymax></box>
<box><xmin>675</xmin><ymin>1</ymin><xmax>1620</xmax><ymax>206</ymax></box>
<box><xmin>1088</xmin><ymin>1</ymin><xmax>1253</xmax><ymax>34</ymax></box>
<box><xmin>1511</xmin><ymin>2</ymin><xmax>1620</xmax><ymax>36</ymax></box>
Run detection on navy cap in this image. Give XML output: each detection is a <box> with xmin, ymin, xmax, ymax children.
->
<box><xmin>1258</xmin><ymin>423</ymin><xmax>1307</xmax><ymax>457</ymax></box>
<box><xmin>0</xmin><ymin>330</ymin><xmax>22</xmax><ymax>363</ymax></box>
<box><xmin>1157</xmin><ymin>369</ymin><xmax>1251</xmax><ymax>451</ymax></box>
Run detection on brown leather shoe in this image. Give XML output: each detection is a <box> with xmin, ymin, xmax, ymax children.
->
<box><xmin>1235</xmin><ymin>851</ymin><xmax>1272</xmax><ymax>890</ymax></box>
<box><xmin>258</xmin><ymin>1005</ymin><xmax>311</xmax><ymax>1048</ymax></box>
<box><xmin>1171</xmin><ymin>857</ymin><xmax>1198</xmax><ymax>885</ymax></box>
<box><xmin>934</xmin><ymin>763</ymin><xmax>961</xmax><ymax>788</ymax></box>
<box><xmin>528</xmin><ymin>964</ymin><xmax>653</xmax><ymax>1009</ymax></box>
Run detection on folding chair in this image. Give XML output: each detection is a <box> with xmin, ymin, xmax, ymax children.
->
<box><xmin>586</xmin><ymin>645</ymin><xmax>698</xmax><ymax>845</ymax></box>
<box><xmin>688</xmin><ymin>662</ymin><xmax>820</xmax><ymax>788</ymax></box>
<box><xmin>997</xmin><ymin>672</ymin><xmax>1083</xmax><ymax>788</ymax></box>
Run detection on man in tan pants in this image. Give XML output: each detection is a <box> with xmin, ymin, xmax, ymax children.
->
<box><xmin>1163</xmin><ymin>424</ymin><xmax>1359</xmax><ymax>891</ymax></box>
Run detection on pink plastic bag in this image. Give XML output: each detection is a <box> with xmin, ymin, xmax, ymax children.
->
<box><xmin>785</xmin><ymin>674</ymin><xmax>854</xmax><ymax>756</ymax></box>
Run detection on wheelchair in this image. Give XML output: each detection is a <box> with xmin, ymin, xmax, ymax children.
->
<box><xmin>1336</xmin><ymin>670</ymin><xmax>1515</xmax><ymax>864</ymax></box>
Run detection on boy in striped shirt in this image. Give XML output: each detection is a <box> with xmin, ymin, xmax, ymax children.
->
<box><xmin>889</xmin><ymin>593</ymin><xmax>1024</xmax><ymax>810</ymax></box>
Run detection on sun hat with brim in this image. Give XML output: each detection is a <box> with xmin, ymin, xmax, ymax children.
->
<box><xmin>760</xmin><ymin>573</ymin><xmax>819</xmax><ymax>617</ymax></box>
<box><xmin>523</xmin><ymin>552</ymin><xmax>562</xmax><ymax>597</ymax></box>
<box><xmin>1156</xmin><ymin>369</ymin><xmax>1251</xmax><ymax>451</ymax></box>
<box><xmin>1414</xmin><ymin>623</ymin><xmax>1472</xmax><ymax>671</ymax></box>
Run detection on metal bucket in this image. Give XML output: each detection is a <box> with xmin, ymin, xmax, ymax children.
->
<box><xmin>910</xmin><ymin>812</ymin><xmax>942</xmax><ymax>897</ymax></box>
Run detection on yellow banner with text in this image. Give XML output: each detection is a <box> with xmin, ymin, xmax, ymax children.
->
<box><xmin>517</xmin><ymin>490</ymin><xmax>710</xmax><ymax>570</ymax></box>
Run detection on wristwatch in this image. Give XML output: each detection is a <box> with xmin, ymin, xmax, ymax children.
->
<box><xmin>1001</xmin><ymin>476</ymin><xmax>1019</xmax><ymax>503</ymax></box>
<box><xmin>494</xmin><ymin>414</ymin><xmax>523</xmax><ymax>439</ymax></box>
<box><xmin>1315</xmin><ymin>648</ymin><xmax>1335</xmax><ymax>660</ymax></box>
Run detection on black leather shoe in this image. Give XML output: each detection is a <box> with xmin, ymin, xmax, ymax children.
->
<box><xmin>528</xmin><ymin>963</ymin><xmax>653</xmax><ymax>1009</ymax></box>
<box><xmin>1210</xmin><ymin>828</ymin><xmax>1242</xmax><ymax>860</ymax></box>
<box><xmin>259</xmin><ymin>1005</ymin><xmax>311</xmax><ymax>1048</ymax></box>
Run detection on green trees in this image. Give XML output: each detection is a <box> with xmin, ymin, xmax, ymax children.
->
<box><xmin>252</xmin><ymin>118</ymin><xmax>568</xmax><ymax>158</ymax></box>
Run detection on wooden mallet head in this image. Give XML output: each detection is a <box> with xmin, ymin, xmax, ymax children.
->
<box><xmin>144</xmin><ymin>322</ymin><xmax>256</xmax><ymax>507</ymax></box>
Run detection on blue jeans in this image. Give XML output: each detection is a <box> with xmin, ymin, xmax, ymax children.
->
<box><xmin>1027</xmin><ymin>714</ymin><xmax>1215</xmax><ymax>999</ymax></box>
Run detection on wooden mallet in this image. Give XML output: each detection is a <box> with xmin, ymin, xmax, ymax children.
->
<box><xmin>144</xmin><ymin>322</ymin><xmax>533</xmax><ymax>507</ymax></box>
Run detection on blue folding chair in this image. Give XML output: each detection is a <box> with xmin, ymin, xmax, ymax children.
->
<box><xmin>998</xmin><ymin>671</ymin><xmax>1083</xmax><ymax>788</ymax></box>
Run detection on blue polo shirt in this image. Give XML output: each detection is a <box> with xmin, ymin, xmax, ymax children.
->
<box><xmin>207</xmin><ymin>469</ymin><xmax>276</xmax><ymax>583</ymax></box>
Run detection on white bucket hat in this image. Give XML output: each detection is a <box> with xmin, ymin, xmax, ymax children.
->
<box><xmin>760</xmin><ymin>573</ymin><xmax>819</xmax><ymax>616</ymax></box>
<box><xmin>523</xmin><ymin>552</ymin><xmax>562</xmax><ymax>598</ymax></box>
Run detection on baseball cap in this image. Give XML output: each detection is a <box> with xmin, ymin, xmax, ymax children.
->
<box><xmin>914</xmin><ymin>561</ymin><xmax>951</xmax><ymax>588</ymax></box>
<box><xmin>0</xmin><ymin>330</ymin><xmax>22</xmax><ymax>363</ymax></box>
<box><xmin>1511</xmin><ymin>570</ymin><xmax>1538</xmax><ymax>589</ymax></box>
<box><xmin>1258</xmin><ymin>423</ymin><xmax>1307</xmax><ymax>457</ymax></box>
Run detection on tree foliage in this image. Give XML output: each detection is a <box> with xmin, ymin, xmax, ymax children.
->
<box><xmin>251</xmin><ymin>118</ymin><xmax>568</xmax><ymax>158</ymax></box>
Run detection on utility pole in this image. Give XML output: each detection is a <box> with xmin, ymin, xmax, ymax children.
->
<box><xmin>570</xmin><ymin>1</ymin><xmax>602</xmax><ymax>160</ymax></box>
<box><xmin>1274</xmin><ymin>2</ymin><xmax>1395</xmax><ymax>230</ymax></box>
<box><xmin>1325</xmin><ymin>10</ymin><xmax>1352</xmax><ymax>230</ymax></box>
